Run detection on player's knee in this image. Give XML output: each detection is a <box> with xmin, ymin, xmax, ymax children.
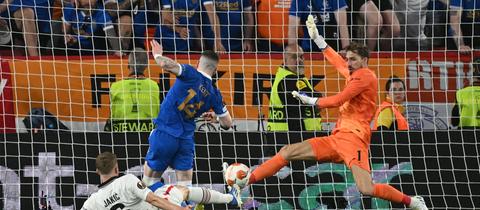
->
<box><xmin>357</xmin><ymin>183</ymin><xmax>375</xmax><ymax>196</ymax></box>
<box><xmin>278</xmin><ymin>145</ymin><xmax>295</xmax><ymax>160</ymax></box>
<box><xmin>174</xmin><ymin>185</ymin><xmax>189</xmax><ymax>201</ymax></box>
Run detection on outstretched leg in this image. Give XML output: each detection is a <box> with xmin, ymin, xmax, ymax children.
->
<box><xmin>248</xmin><ymin>136</ymin><xmax>332</xmax><ymax>185</ymax></box>
<box><xmin>175</xmin><ymin>185</ymin><xmax>239</xmax><ymax>206</ymax></box>
<box><xmin>351</xmin><ymin>165</ymin><xmax>428</xmax><ymax>209</ymax></box>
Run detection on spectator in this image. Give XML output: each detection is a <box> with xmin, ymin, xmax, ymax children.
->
<box><xmin>52</xmin><ymin>0</ymin><xmax>122</xmax><ymax>55</ymax></box>
<box><xmin>106</xmin><ymin>48</ymin><xmax>160</xmax><ymax>132</ymax></box>
<box><xmin>255</xmin><ymin>0</ymin><xmax>292</xmax><ymax>52</ymax></box>
<box><xmin>0</xmin><ymin>0</ymin><xmax>53</xmax><ymax>56</ymax></box>
<box><xmin>201</xmin><ymin>0</ymin><xmax>254</xmax><ymax>52</ymax></box>
<box><xmin>373</xmin><ymin>76</ymin><xmax>409</xmax><ymax>130</ymax></box>
<box><xmin>103</xmin><ymin>0</ymin><xmax>143</xmax><ymax>51</ymax></box>
<box><xmin>372</xmin><ymin>0</ymin><xmax>400</xmax><ymax>51</ymax></box>
<box><xmin>449</xmin><ymin>0</ymin><xmax>480</xmax><ymax>53</ymax></box>
<box><xmin>131</xmin><ymin>0</ymin><xmax>160</xmax><ymax>48</ymax></box>
<box><xmin>289</xmin><ymin>0</ymin><xmax>350</xmax><ymax>51</ymax></box>
<box><xmin>425</xmin><ymin>0</ymin><xmax>452</xmax><ymax>50</ymax></box>
<box><xmin>451</xmin><ymin>57</ymin><xmax>480</xmax><ymax>129</ymax></box>
<box><xmin>267</xmin><ymin>44</ymin><xmax>322</xmax><ymax>131</ymax></box>
<box><xmin>392</xmin><ymin>0</ymin><xmax>430</xmax><ymax>51</ymax></box>
<box><xmin>155</xmin><ymin>0</ymin><xmax>202</xmax><ymax>53</ymax></box>
<box><xmin>346</xmin><ymin>0</ymin><xmax>382</xmax><ymax>51</ymax></box>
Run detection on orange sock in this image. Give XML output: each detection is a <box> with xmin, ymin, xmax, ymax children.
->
<box><xmin>373</xmin><ymin>184</ymin><xmax>411</xmax><ymax>205</ymax></box>
<box><xmin>248</xmin><ymin>154</ymin><xmax>288</xmax><ymax>184</ymax></box>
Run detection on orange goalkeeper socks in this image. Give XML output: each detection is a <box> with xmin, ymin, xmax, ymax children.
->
<box><xmin>248</xmin><ymin>154</ymin><xmax>288</xmax><ymax>185</ymax></box>
<box><xmin>373</xmin><ymin>184</ymin><xmax>411</xmax><ymax>205</ymax></box>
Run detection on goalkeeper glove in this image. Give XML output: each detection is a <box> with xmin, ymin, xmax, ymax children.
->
<box><xmin>306</xmin><ymin>15</ymin><xmax>328</xmax><ymax>50</ymax></box>
<box><xmin>292</xmin><ymin>91</ymin><xmax>318</xmax><ymax>106</ymax></box>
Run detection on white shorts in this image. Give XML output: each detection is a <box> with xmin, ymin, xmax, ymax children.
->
<box><xmin>154</xmin><ymin>185</ymin><xmax>184</xmax><ymax>207</ymax></box>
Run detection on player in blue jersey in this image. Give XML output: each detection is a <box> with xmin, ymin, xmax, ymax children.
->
<box><xmin>143</xmin><ymin>40</ymin><xmax>233</xmax><ymax>189</ymax></box>
<box><xmin>288</xmin><ymin>0</ymin><xmax>350</xmax><ymax>51</ymax></box>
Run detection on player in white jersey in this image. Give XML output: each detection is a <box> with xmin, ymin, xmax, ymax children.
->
<box><xmin>81</xmin><ymin>152</ymin><xmax>241</xmax><ymax>210</ymax></box>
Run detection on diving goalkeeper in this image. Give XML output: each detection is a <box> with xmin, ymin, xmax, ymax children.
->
<box><xmin>227</xmin><ymin>15</ymin><xmax>429</xmax><ymax>210</ymax></box>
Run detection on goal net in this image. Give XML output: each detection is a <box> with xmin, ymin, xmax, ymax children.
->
<box><xmin>0</xmin><ymin>0</ymin><xmax>479</xmax><ymax>209</ymax></box>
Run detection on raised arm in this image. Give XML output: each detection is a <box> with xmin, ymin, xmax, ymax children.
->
<box><xmin>306</xmin><ymin>15</ymin><xmax>349</xmax><ymax>78</ymax></box>
<box><xmin>150</xmin><ymin>40</ymin><xmax>182</xmax><ymax>76</ymax></box>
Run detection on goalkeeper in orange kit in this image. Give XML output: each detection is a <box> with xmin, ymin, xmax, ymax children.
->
<box><xmin>226</xmin><ymin>15</ymin><xmax>429</xmax><ymax>210</ymax></box>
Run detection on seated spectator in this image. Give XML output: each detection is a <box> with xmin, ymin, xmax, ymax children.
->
<box><xmin>155</xmin><ymin>0</ymin><xmax>202</xmax><ymax>53</ymax></box>
<box><xmin>0</xmin><ymin>0</ymin><xmax>53</xmax><ymax>56</ymax></box>
<box><xmin>201</xmin><ymin>0</ymin><xmax>254</xmax><ymax>52</ymax></box>
<box><xmin>103</xmin><ymin>0</ymin><xmax>143</xmax><ymax>51</ymax></box>
<box><xmin>289</xmin><ymin>0</ymin><xmax>350</xmax><ymax>51</ymax></box>
<box><xmin>346</xmin><ymin>0</ymin><xmax>381</xmax><ymax>51</ymax></box>
<box><xmin>373</xmin><ymin>76</ymin><xmax>409</xmax><ymax>130</ymax></box>
<box><xmin>392</xmin><ymin>0</ymin><xmax>430</xmax><ymax>51</ymax></box>
<box><xmin>372</xmin><ymin>0</ymin><xmax>400</xmax><ymax>51</ymax></box>
<box><xmin>51</xmin><ymin>0</ymin><xmax>122</xmax><ymax>55</ymax></box>
<box><xmin>106</xmin><ymin>48</ymin><xmax>160</xmax><ymax>132</ymax></box>
<box><xmin>451</xmin><ymin>58</ymin><xmax>480</xmax><ymax>129</ymax></box>
<box><xmin>255</xmin><ymin>0</ymin><xmax>291</xmax><ymax>52</ymax></box>
<box><xmin>449</xmin><ymin>0</ymin><xmax>480</xmax><ymax>53</ymax></box>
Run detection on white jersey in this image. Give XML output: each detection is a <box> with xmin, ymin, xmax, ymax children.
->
<box><xmin>80</xmin><ymin>174</ymin><xmax>151</xmax><ymax>210</ymax></box>
<box><xmin>133</xmin><ymin>184</ymin><xmax>185</xmax><ymax>210</ymax></box>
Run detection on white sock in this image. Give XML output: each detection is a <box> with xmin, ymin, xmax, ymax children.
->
<box><xmin>187</xmin><ymin>187</ymin><xmax>233</xmax><ymax>204</ymax></box>
<box><xmin>409</xmin><ymin>196</ymin><xmax>422</xmax><ymax>207</ymax></box>
<box><xmin>142</xmin><ymin>176</ymin><xmax>161</xmax><ymax>187</ymax></box>
<box><xmin>176</xmin><ymin>180</ymin><xmax>192</xmax><ymax>186</ymax></box>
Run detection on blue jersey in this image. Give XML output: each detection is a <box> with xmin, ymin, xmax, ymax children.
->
<box><xmin>290</xmin><ymin>0</ymin><xmax>347</xmax><ymax>51</ymax></box>
<box><xmin>450</xmin><ymin>0</ymin><xmax>480</xmax><ymax>23</ymax></box>
<box><xmin>154</xmin><ymin>64</ymin><xmax>227</xmax><ymax>139</ymax></box>
<box><xmin>62</xmin><ymin>3</ymin><xmax>114</xmax><ymax>48</ymax></box>
<box><xmin>155</xmin><ymin>0</ymin><xmax>200</xmax><ymax>52</ymax></box>
<box><xmin>201</xmin><ymin>0</ymin><xmax>252</xmax><ymax>52</ymax></box>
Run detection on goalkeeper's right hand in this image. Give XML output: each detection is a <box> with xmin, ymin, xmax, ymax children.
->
<box><xmin>306</xmin><ymin>15</ymin><xmax>328</xmax><ymax>50</ymax></box>
<box><xmin>292</xmin><ymin>91</ymin><xmax>318</xmax><ymax>106</ymax></box>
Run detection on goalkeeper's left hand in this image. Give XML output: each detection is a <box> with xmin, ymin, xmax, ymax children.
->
<box><xmin>306</xmin><ymin>15</ymin><xmax>328</xmax><ymax>50</ymax></box>
<box><xmin>292</xmin><ymin>91</ymin><xmax>318</xmax><ymax>106</ymax></box>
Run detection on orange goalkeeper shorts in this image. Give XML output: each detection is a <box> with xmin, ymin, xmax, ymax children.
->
<box><xmin>307</xmin><ymin>131</ymin><xmax>371</xmax><ymax>173</ymax></box>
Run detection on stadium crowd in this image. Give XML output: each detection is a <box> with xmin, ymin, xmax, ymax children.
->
<box><xmin>0</xmin><ymin>0</ymin><xmax>477</xmax><ymax>56</ymax></box>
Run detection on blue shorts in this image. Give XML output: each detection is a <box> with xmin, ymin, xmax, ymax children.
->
<box><xmin>145</xmin><ymin>129</ymin><xmax>195</xmax><ymax>172</ymax></box>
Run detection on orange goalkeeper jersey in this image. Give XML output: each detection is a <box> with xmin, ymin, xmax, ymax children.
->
<box><xmin>316</xmin><ymin>47</ymin><xmax>378</xmax><ymax>144</ymax></box>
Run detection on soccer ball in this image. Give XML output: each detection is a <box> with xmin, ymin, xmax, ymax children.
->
<box><xmin>224</xmin><ymin>163</ymin><xmax>250</xmax><ymax>189</ymax></box>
